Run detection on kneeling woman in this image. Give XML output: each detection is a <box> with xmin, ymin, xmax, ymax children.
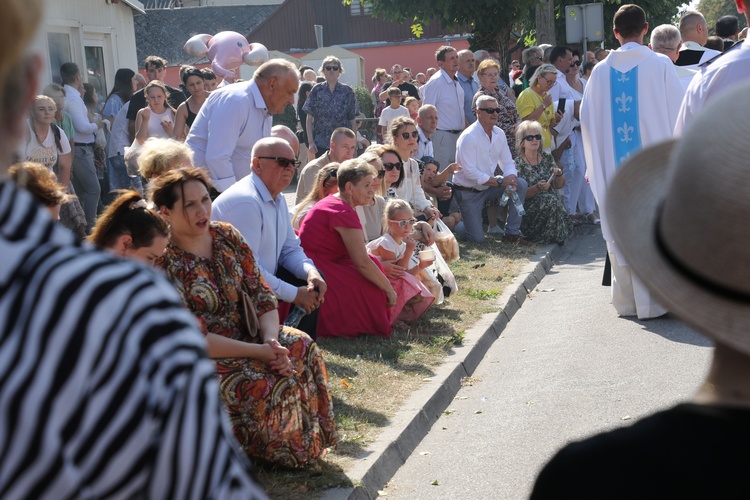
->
<box><xmin>152</xmin><ymin>167</ymin><xmax>337</xmax><ymax>467</ymax></box>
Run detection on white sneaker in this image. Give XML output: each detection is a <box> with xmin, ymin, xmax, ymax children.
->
<box><xmin>487</xmin><ymin>225</ymin><xmax>503</xmax><ymax>234</ymax></box>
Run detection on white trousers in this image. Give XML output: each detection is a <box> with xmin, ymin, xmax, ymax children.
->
<box><xmin>609</xmin><ymin>251</ymin><xmax>667</xmax><ymax>319</ymax></box>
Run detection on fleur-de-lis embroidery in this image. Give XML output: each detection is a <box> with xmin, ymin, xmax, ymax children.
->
<box><xmin>617</xmin><ymin>122</ymin><xmax>634</xmax><ymax>143</ymax></box>
<box><xmin>615</xmin><ymin>92</ymin><xmax>632</xmax><ymax>113</ymax></box>
<box><xmin>617</xmin><ymin>71</ymin><xmax>630</xmax><ymax>83</ymax></box>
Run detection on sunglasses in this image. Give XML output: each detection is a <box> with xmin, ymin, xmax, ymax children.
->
<box><xmin>389</xmin><ymin>218</ymin><xmax>417</xmax><ymax>227</ymax></box>
<box><xmin>400</xmin><ymin>131</ymin><xmax>420</xmax><ymax>140</ymax></box>
<box><xmin>383</xmin><ymin>161</ymin><xmax>403</xmax><ymax>171</ymax></box>
<box><xmin>258</xmin><ymin>156</ymin><xmax>301</xmax><ymax>169</ymax></box>
<box><xmin>572</xmin><ymin>61</ymin><xmax>582</xmax><ymax>66</ymax></box>
<box><xmin>325</xmin><ymin>66</ymin><xmax>340</xmax><ymax>72</ymax></box>
<box><xmin>522</xmin><ymin>134</ymin><xmax>543</xmax><ymax>141</ymax></box>
<box><xmin>479</xmin><ymin>107</ymin><xmax>502</xmax><ymax>114</ymax></box>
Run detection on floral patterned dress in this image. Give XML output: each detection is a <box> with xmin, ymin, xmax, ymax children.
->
<box><xmin>516</xmin><ymin>153</ymin><xmax>573</xmax><ymax>244</ymax></box>
<box><xmin>157</xmin><ymin>222</ymin><xmax>337</xmax><ymax>467</ymax></box>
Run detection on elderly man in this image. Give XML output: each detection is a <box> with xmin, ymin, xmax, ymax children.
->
<box><xmin>581</xmin><ymin>4</ymin><xmax>683</xmax><ymax>319</ymax></box>
<box><xmin>304</xmin><ymin>56</ymin><xmax>359</xmax><ymax>158</ymax></box>
<box><xmin>0</xmin><ymin>1</ymin><xmax>265</xmax><ymax>497</ymax></box>
<box><xmin>295</xmin><ymin>127</ymin><xmax>356</xmax><ymax>203</ymax></box>
<box><xmin>454</xmin><ymin>95</ymin><xmax>528</xmax><ymax>244</ymax></box>
<box><xmin>416</xmin><ymin>104</ymin><xmax>438</xmax><ymax>159</ymax></box>
<box><xmin>270</xmin><ymin>124</ymin><xmax>300</xmax><ymax>157</ymax></box>
<box><xmin>456</xmin><ymin>49</ymin><xmax>479</xmax><ymax>125</ymax></box>
<box><xmin>520</xmin><ymin>46</ymin><xmax>544</xmax><ymax>91</ymax></box>
<box><xmin>675</xmin><ymin>11</ymin><xmax>722</xmax><ymax>69</ymax></box>
<box><xmin>186</xmin><ymin>59</ymin><xmax>298</xmax><ymax>192</ymax></box>
<box><xmin>60</xmin><ymin>62</ymin><xmax>105</xmax><ymax>233</ymax></box>
<box><xmin>422</xmin><ymin>45</ymin><xmax>466</xmax><ymax>175</ymax></box>
<box><xmin>378</xmin><ymin>63</ymin><xmax>421</xmax><ymax>103</ymax></box>
<box><xmin>649</xmin><ymin>24</ymin><xmax>695</xmax><ymax>94</ymax></box>
<box><xmin>586</xmin><ymin>50</ymin><xmax>596</xmax><ymax>63</ymax></box>
<box><xmin>212</xmin><ymin>137</ymin><xmax>326</xmax><ymax>337</ymax></box>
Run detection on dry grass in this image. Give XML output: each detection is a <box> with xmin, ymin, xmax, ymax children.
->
<box><xmin>257</xmin><ymin>235</ymin><xmax>536</xmax><ymax>499</ymax></box>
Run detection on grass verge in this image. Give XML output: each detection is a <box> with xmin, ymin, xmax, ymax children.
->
<box><xmin>257</xmin><ymin>235</ymin><xmax>537</xmax><ymax>499</ymax></box>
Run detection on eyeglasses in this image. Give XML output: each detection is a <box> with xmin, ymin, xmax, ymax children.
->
<box><xmin>258</xmin><ymin>156</ymin><xmax>301</xmax><ymax>169</ymax></box>
<box><xmin>393</xmin><ymin>70</ymin><xmax>403</xmax><ymax>75</ymax></box>
<box><xmin>540</xmin><ymin>75</ymin><xmax>557</xmax><ymax>87</ymax></box>
<box><xmin>400</xmin><ymin>131</ymin><xmax>420</xmax><ymax>140</ymax></box>
<box><xmin>522</xmin><ymin>134</ymin><xmax>543</xmax><ymax>141</ymax></box>
<box><xmin>532</xmin><ymin>56</ymin><xmax>543</xmax><ymax>61</ymax></box>
<box><xmin>382</xmin><ymin>161</ymin><xmax>403</xmax><ymax>171</ymax></box>
<box><xmin>478</xmin><ymin>107</ymin><xmax>502</xmax><ymax>114</ymax></box>
<box><xmin>325</xmin><ymin>66</ymin><xmax>340</xmax><ymax>72</ymax></box>
<box><xmin>389</xmin><ymin>218</ymin><xmax>417</xmax><ymax>227</ymax></box>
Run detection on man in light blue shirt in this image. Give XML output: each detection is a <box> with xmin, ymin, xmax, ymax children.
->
<box><xmin>212</xmin><ymin>137</ymin><xmax>326</xmax><ymax>337</ymax></box>
<box><xmin>456</xmin><ymin>50</ymin><xmax>479</xmax><ymax>125</ymax></box>
<box><xmin>187</xmin><ymin>60</ymin><xmax>299</xmax><ymax>193</ymax></box>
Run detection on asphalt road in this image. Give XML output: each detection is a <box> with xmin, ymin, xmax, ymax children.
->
<box><xmin>380</xmin><ymin>230</ymin><xmax>712</xmax><ymax>499</ymax></box>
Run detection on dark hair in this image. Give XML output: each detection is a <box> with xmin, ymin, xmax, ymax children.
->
<box><xmin>181</xmin><ymin>67</ymin><xmax>204</xmax><ymax>86</ymax></box>
<box><xmin>59</xmin><ymin>62</ymin><xmax>79</xmax><ymax>85</ymax></box>
<box><xmin>201</xmin><ymin>68</ymin><xmax>217</xmax><ymax>80</ymax></box>
<box><xmin>435</xmin><ymin>45</ymin><xmax>456</xmax><ymax>62</ymax></box>
<box><xmin>144</xmin><ymin>55</ymin><xmax>167</xmax><ymax>71</ymax></box>
<box><xmin>107</xmin><ymin>68</ymin><xmax>135</xmax><ymax>105</ymax></box>
<box><xmin>376</xmin><ymin>145</ymin><xmax>405</xmax><ymax>188</ymax></box>
<box><xmin>82</xmin><ymin>83</ymin><xmax>97</xmax><ymax>113</ymax></box>
<box><xmin>9</xmin><ymin>161</ymin><xmax>67</xmax><ymax>207</ymax></box>
<box><xmin>297</xmin><ymin>81</ymin><xmax>313</xmax><ymax>115</ymax></box>
<box><xmin>704</xmin><ymin>36</ymin><xmax>725</xmax><ymax>52</ymax></box>
<box><xmin>299</xmin><ymin>65</ymin><xmax>315</xmax><ymax>79</ymax></box>
<box><xmin>549</xmin><ymin>46</ymin><xmax>571</xmax><ymax>64</ymax></box>
<box><xmin>387</xmin><ymin>87</ymin><xmax>402</xmax><ymax>96</ymax></box>
<box><xmin>420</xmin><ymin>155</ymin><xmax>440</xmax><ymax>170</ymax></box>
<box><xmin>581</xmin><ymin>61</ymin><xmax>596</xmax><ymax>75</ymax></box>
<box><xmin>89</xmin><ymin>190</ymin><xmax>169</xmax><ymax>250</ymax></box>
<box><xmin>613</xmin><ymin>4</ymin><xmax>647</xmax><ymax>40</ymax></box>
<box><xmin>150</xmin><ymin>166</ymin><xmax>212</xmax><ymax>212</ymax></box>
<box><xmin>716</xmin><ymin>15</ymin><xmax>739</xmax><ymax>37</ymax></box>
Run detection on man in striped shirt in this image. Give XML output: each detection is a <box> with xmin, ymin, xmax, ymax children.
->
<box><xmin>0</xmin><ymin>2</ymin><xmax>266</xmax><ymax>498</ymax></box>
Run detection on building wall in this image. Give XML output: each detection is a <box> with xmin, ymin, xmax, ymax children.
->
<box><xmin>35</xmin><ymin>0</ymin><xmax>141</xmax><ymax>92</ymax></box>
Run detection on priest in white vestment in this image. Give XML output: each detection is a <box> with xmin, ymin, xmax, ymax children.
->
<box><xmin>580</xmin><ymin>4</ymin><xmax>683</xmax><ymax>319</ymax></box>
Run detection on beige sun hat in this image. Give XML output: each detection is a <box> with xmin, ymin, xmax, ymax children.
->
<box><xmin>607</xmin><ymin>81</ymin><xmax>750</xmax><ymax>355</ymax></box>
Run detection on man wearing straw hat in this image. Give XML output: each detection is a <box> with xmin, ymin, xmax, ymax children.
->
<box><xmin>531</xmin><ymin>80</ymin><xmax>750</xmax><ymax>499</ymax></box>
<box><xmin>580</xmin><ymin>4</ymin><xmax>683</xmax><ymax>319</ymax></box>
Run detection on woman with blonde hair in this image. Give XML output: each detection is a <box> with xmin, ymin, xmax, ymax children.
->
<box><xmin>515</xmin><ymin>64</ymin><xmax>564</xmax><ymax>152</ymax></box>
<box><xmin>134</xmin><ymin>81</ymin><xmax>175</xmax><ymax>145</ymax></box>
<box><xmin>137</xmin><ymin>137</ymin><xmax>194</xmax><ymax>180</ymax></box>
<box><xmin>290</xmin><ymin>163</ymin><xmax>339</xmax><ymax>230</ymax></box>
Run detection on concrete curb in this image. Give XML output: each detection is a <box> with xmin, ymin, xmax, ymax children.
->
<box><xmin>321</xmin><ymin>240</ymin><xmax>567</xmax><ymax>500</ymax></box>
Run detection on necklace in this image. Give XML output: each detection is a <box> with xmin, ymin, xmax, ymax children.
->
<box><xmin>523</xmin><ymin>151</ymin><xmax>540</xmax><ymax>165</ymax></box>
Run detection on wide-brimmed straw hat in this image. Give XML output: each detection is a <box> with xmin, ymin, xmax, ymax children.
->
<box><xmin>607</xmin><ymin>81</ymin><xmax>750</xmax><ymax>355</ymax></box>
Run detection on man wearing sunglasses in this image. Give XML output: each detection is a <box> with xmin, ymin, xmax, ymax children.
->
<box><xmin>186</xmin><ymin>59</ymin><xmax>299</xmax><ymax>193</ymax></box>
<box><xmin>303</xmin><ymin>56</ymin><xmax>359</xmax><ymax>159</ymax></box>
<box><xmin>213</xmin><ymin>137</ymin><xmax>327</xmax><ymax>337</ymax></box>
<box><xmin>295</xmin><ymin>127</ymin><xmax>356</xmax><ymax>204</ymax></box>
<box><xmin>455</xmin><ymin>95</ymin><xmax>529</xmax><ymax>244</ymax></box>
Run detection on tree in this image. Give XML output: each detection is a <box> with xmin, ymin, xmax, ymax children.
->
<box><xmin>347</xmin><ymin>0</ymin><xmax>538</xmax><ymax>69</ymax></box>
<box><xmin>698</xmin><ymin>0</ymin><xmax>747</xmax><ymax>35</ymax></box>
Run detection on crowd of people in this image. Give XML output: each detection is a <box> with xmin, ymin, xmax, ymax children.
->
<box><xmin>4</xmin><ymin>0</ymin><xmax>750</xmax><ymax>495</ymax></box>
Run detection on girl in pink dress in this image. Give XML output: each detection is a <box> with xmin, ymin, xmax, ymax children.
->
<box><xmin>367</xmin><ymin>199</ymin><xmax>435</xmax><ymax>323</ymax></box>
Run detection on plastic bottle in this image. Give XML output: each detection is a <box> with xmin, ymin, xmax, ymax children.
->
<box><xmin>499</xmin><ymin>184</ymin><xmax>512</xmax><ymax>207</ymax></box>
<box><xmin>284</xmin><ymin>305</ymin><xmax>307</xmax><ymax>328</ymax></box>
<box><xmin>511</xmin><ymin>190</ymin><xmax>526</xmax><ymax>216</ymax></box>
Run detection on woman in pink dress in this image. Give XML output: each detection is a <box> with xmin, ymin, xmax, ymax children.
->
<box><xmin>299</xmin><ymin>158</ymin><xmax>397</xmax><ymax>338</ymax></box>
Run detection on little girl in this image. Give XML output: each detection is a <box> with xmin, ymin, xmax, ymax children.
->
<box><xmin>404</xmin><ymin>97</ymin><xmax>419</xmax><ymax>120</ymax></box>
<box><xmin>135</xmin><ymin>81</ymin><xmax>175</xmax><ymax>145</ymax></box>
<box><xmin>367</xmin><ymin>199</ymin><xmax>435</xmax><ymax>323</ymax></box>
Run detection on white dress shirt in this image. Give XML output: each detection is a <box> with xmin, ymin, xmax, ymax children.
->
<box><xmin>549</xmin><ymin>68</ymin><xmax>575</xmax><ymax>103</ymax></box>
<box><xmin>454</xmin><ymin>120</ymin><xmax>516</xmax><ymax>190</ymax></box>
<box><xmin>417</xmin><ymin>127</ymin><xmax>434</xmax><ymax>159</ymax></box>
<box><xmin>422</xmin><ymin>69</ymin><xmax>465</xmax><ymax>131</ymax></box>
<box><xmin>186</xmin><ymin>79</ymin><xmax>272</xmax><ymax>192</ymax></box>
<box><xmin>211</xmin><ymin>173</ymin><xmax>317</xmax><ymax>303</ymax></box>
<box><xmin>64</xmin><ymin>84</ymin><xmax>97</xmax><ymax>143</ymax></box>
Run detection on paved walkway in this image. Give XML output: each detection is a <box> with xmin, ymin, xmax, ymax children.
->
<box><xmin>379</xmin><ymin>230</ymin><xmax>712</xmax><ymax>499</ymax></box>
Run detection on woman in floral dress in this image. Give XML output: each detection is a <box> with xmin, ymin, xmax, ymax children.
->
<box><xmin>152</xmin><ymin>166</ymin><xmax>337</xmax><ymax>467</ymax></box>
<box><xmin>514</xmin><ymin>121</ymin><xmax>573</xmax><ymax>244</ymax></box>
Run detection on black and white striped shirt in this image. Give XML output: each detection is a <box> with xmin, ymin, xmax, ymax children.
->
<box><xmin>0</xmin><ymin>182</ymin><xmax>266</xmax><ymax>499</ymax></box>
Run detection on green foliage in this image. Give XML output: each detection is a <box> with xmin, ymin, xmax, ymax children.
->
<box><xmin>353</xmin><ymin>85</ymin><xmax>375</xmax><ymax>118</ymax></box>
<box><xmin>699</xmin><ymin>0</ymin><xmax>747</xmax><ymax>34</ymax></box>
<box><xmin>272</xmin><ymin>103</ymin><xmax>297</xmax><ymax>130</ymax></box>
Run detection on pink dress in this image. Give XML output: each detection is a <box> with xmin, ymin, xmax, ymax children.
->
<box><xmin>367</xmin><ymin>233</ymin><xmax>435</xmax><ymax>323</ymax></box>
<box><xmin>299</xmin><ymin>196</ymin><xmax>391</xmax><ymax>338</ymax></box>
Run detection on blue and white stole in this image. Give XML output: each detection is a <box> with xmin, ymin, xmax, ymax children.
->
<box><xmin>609</xmin><ymin>66</ymin><xmax>641</xmax><ymax>169</ymax></box>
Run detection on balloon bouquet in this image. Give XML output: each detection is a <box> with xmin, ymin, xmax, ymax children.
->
<box><xmin>183</xmin><ymin>31</ymin><xmax>269</xmax><ymax>84</ymax></box>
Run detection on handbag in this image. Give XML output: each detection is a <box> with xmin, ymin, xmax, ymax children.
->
<box><xmin>433</xmin><ymin>218</ymin><xmax>460</xmax><ymax>263</ymax></box>
<box><xmin>237</xmin><ymin>282</ymin><xmax>261</xmax><ymax>342</ymax></box>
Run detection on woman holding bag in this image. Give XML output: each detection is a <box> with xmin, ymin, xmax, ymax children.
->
<box><xmin>153</xmin><ymin>167</ymin><xmax>337</xmax><ymax>467</ymax></box>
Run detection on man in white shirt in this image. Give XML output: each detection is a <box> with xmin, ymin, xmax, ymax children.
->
<box><xmin>212</xmin><ymin>137</ymin><xmax>326</xmax><ymax>337</ymax></box>
<box><xmin>60</xmin><ymin>62</ymin><xmax>104</xmax><ymax>233</ymax></box>
<box><xmin>186</xmin><ymin>59</ymin><xmax>299</xmax><ymax>193</ymax></box>
<box><xmin>581</xmin><ymin>4</ymin><xmax>683</xmax><ymax>319</ymax></box>
<box><xmin>455</xmin><ymin>95</ymin><xmax>527</xmax><ymax>243</ymax></box>
<box><xmin>416</xmin><ymin>104</ymin><xmax>437</xmax><ymax>159</ymax></box>
<box><xmin>675</xmin><ymin>11</ymin><xmax>722</xmax><ymax>69</ymax></box>
<box><xmin>548</xmin><ymin>46</ymin><xmax>579</xmax><ymax>118</ymax></box>
<box><xmin>675</xmin><ymin>0</ymin><xmax>750</xmax><ymax>134</ymax></box>
<box><xmin>422</xmin><ymin>46</ymin><xmax>466</xmax><ymax>174</ymax></box>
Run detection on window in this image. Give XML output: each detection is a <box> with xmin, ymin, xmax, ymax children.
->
<box><xmin>350</xmin><ymin>0</ymin><xmax>372</xmax><ymax>16</ymax></box>
<box><xmin>84</xmin><ymin>45</ymin><xmax>107</xmax><ymax>108</ymax></box>
<box><xmin>48</xmin><ymin>32</ymin><xmax>72</xmax><ymax>84</ymax></box>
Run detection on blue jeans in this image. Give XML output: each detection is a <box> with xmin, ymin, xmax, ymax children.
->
<box><xmin>107</xmin><ymin>154</ymin><xmax>143</xmax><ymax>194</ymax></box>
<box><xmin>454</xmin><ymin>178</ymin><xmax>528</xmax><ymax>243</ymax></box>
<box><xmin>72</xmin><ymin>144</ymin><xmax>100</xmax><ymax>233</ymax></box>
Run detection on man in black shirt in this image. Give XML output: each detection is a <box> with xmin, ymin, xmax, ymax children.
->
<box><xmin>379</xmin><ymin>63</ymin><xmax>421</xmax><ymax>105</ymax></box>
<box><xmin>126</xmin><ymin>55</ymin><xmax>186</xmax><ymax>142</ymax></box>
